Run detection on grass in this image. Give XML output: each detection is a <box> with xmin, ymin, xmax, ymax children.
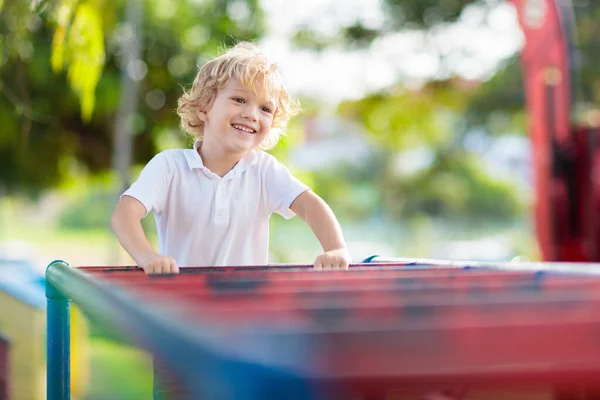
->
<box><xmin>85</xmin><ymin>337</ymin><xmax>153</xmax><ymax>400</ymax></box>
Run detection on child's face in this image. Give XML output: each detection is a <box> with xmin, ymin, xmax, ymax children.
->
<box><xmin>199</xmin><ymin>77</ymin><xmax>275</xmax><ymax>155</ymax></box>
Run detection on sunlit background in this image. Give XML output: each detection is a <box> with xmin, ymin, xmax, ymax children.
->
<box><xmin>1</xmin><ymin>0</ymin><xmax>600</xmax><ymax>398</ymax></box>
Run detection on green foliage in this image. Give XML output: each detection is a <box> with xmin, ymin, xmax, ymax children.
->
<box><xmin>383</xmin><ymin>0</ymin><xmax>484</xmax><ymax>29</ymax></box>
<box><xmin>382</xmin><ymin>152</ymin><xmax>523</xmax><ymax>220</ymax></box>
<box><xmin>464</xmin><ymin>58</ymin><xmax>527</xmax><ymax>135</ymax></box>
<box><xmin>0</xmin><ymin>0</ymin><xmax>267</xmax><ymax>195</ymax></box>
<box><xmin>291</xmin><ymin>28</ymin><xmax>340</xmax><ymax>52</ymax></box>
<box><xmin>338</xmin><ymin>80</ymin><xmax>474</xmax><ymax>151</ymax></box>
<box><xmin>290</xmin><ymin>0</ymin><xmax>497</xmax><ymax>50</ymax></box>
<box><xmin>57</xmin><ymin>187</ymin><xmax>113</xmax><ymax>229</ymax></box>
<box><xmin>88</xmin><ymin>338</ymin><xmax>153</xmax><ymax>399</ymax></box>
<box><xmin>313</xmin><ymin>170</ymin><xmax>378</xmax><ymax>220</ymax></box>
<box><xmin>51</xmin><ymin>0</ymin><xmax>105</xmax><ymax>121</ymax></box>
<box><xmin>336</xmin><ymin>75</ymin><xmax>526</xmax><ymax>222</ymax></box>
<box><xmin>571</xmin><ymin>2</ymin><xmax>600</xmax><ymax>110</ymax></box>
<box><xmin>309</xmin><ymin>156</ymin><xmax>388</xmax><ymax>220</ymax></box>
<box><xmin>57</xmin><ymin>179</ymin><xmax>157</xmax><ymax>234</ymax></box>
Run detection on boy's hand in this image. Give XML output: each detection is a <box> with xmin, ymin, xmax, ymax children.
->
<box><xmin>138</xmin><ymin>253</ymin><xmax>179</xmax><ymax>275</ymax></box>
<box><xmin>313</xmin><ymin>248</ymin><xmax>352</xmax><ymax>269</ymax></box>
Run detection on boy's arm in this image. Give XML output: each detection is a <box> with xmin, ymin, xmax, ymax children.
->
<box><xmin>111</xmin><ymin>196</ymin><xmax>179</xmax><ymax>274</ymax></box>
<box><xmin>290</xmin><ymin>190</ymin><xmax>351</xmax><ymax>269</ymax></box>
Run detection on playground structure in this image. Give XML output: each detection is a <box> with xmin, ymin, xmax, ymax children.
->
<box><xmin>41</xmin><ymin>0</ymin><xmax>600</xmax><ymax>398</ymax></box>
<box><xmin>46</xmin><ymin>259</ymin><xmax>600</xmax><ymax>399</ymax></box>
<box><xmin>0</xmin><ymin>259</ymin><xmax>89</xmax><ymax>400</ymax></box>
<box><xmin>512</xmin><ymin>0</ymin><xmax>600</xmax><ymax>262</ymax></box>
<box><xmin>0</xmin><ymin>0</ymin><xmax>588</xmax><ymax>398</ymax></box>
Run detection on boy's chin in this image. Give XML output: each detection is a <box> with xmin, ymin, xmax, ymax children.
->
<box><xmin>233</xmin><ymin>135</ymin><xmax>265</xmax><ymax>148</ymax></box>
<box><xmin>227</xmin><ymin>140</ymin><xmax>261</xmax><ymax>154</ymax></box>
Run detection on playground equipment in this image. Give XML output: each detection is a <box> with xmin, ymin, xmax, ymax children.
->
<box><xmin>512</xmin><ymin>0</ymin><xmax>600</xmax><ymax>262</ymax></box>
<box><xmin>0</xmin><ymin>259</ymin><xmax>89</xmax><ymax>400</ymax></box>
<box><xmin>41</xmin><ymin>0</ymin><xmax>600</xmax><ymax>398</ymax></box>
<box><xmin>46</xmin><ymin>259</ymin><xmax>600</xmax><ymax>399</ymax></box>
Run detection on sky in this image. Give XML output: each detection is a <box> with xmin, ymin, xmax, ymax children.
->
<box><xmin>257</xmin><ymin>0</ymin><xmax>524</xmax><ymax>106</ymax></box>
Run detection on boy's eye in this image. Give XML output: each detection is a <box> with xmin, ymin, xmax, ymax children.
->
<box><xmin>261</xmin><ymin>106</ymin><xmax>273</xmax><ymax>114</ymax></box>
<box><xmin>232</xmin><ymin>97</ymin><xmax>245</xmax><ymax>103</ymax></box>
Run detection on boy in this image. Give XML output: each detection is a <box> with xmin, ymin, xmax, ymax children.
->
<box><xmin>111</xmin><ymin>40</ymin><xmax>351</xmax><ymax>399</ymax></box>
<box><xmin>111</xmin><ymin>41</ymin><xmax>351</xmax><ymax>273</ymax></box>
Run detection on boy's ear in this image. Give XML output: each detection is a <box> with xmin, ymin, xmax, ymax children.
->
<box><xmin>197</xmin><ymin>109</ymin><xmax>208</xmax><ymax>122</ymax></box>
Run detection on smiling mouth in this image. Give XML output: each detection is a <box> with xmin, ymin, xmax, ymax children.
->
<box><xmin>232</xmin><ymin>124</ymin><xmax>256</xmax><ymax>134</ymax></box>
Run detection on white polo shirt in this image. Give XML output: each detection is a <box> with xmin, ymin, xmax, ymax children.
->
<box><xmin>122</xmin><ymin>141</ymin><xmax>310</xmax><ymax>267</ymax></box>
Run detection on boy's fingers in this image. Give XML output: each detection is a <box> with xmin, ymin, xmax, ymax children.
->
<box><xmin>141</xmin><ymin>257</ymin><xmax>179</xmax><ymax>275</ymax></box>
<box><xmin>163</xmin><ymin>260</ymin><xmax>175</xmax><ymax>274</ymax></box>
<box><xmin>315</xmin><ymin>255</ymin><xmax>351</xmax><ymax>270</ymax></box>
<box><xmin>152</xmin><ymin>264</ymin><xmax>163</xmax><ymax>274</ymax></box>
<box><xmin>170</xmin><ymin>261</ymin><xmax>180</xmax><ymax>274</ymax></box>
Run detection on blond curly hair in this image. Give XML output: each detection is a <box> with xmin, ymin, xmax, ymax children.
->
<box><xmin>177</xmin><ymin>41</ymin><xmax>300</xmax><ymax>150</ymax></box>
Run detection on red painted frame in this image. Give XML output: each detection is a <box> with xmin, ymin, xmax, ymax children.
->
<box><xmin>82</xmin><ymin>265</ymin><xmax>600</xmax><ymax>398</ymax></box>
<box><xmin>512</xmin><ymin>0</ymin><xmax>599</xmax><ymax>262</ymax></box>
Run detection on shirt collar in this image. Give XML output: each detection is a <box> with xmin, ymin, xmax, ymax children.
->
<box><xmin>184</xmin><ymin>140</ymin><xmax>258</xmax><ymax>178</ymax></box>
<box><xmin>183</xmin><ymin>140</ymin><xmax>205</xmax><ymax>170</ymax></box>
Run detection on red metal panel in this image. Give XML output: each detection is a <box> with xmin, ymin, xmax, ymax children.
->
<box><xmin>511</xmin><ymin>0</ymin><xmax>585</xmax><ymax>262</ymax></box>
<box><xmin>78</xmin><ymin>264</ymin><xmax>600</xmax><ymax>397</ymax></box>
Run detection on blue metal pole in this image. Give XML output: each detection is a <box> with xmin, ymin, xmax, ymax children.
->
<box><xmin>46</xmin><ymin>260</ymin><xmax>71</xmax><ymax>400</ymax></box>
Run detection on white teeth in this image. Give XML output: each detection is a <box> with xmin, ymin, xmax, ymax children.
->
<box><xmin>233</xmin><ymin>124</ymin><xmax>255</xmax><ymax>133</ymax></box>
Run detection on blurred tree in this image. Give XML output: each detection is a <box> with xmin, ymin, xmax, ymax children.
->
<box><xmin>291</xmin><ymin>0</ymin><xmax>598</xmax><ymax>126</ymax></box>
<box><xmin>0</xmin><ymin>0</ymin><xmax>266</xmax><ymax>194</ymax></box>
<box><xmin>292</xmin><ymin>0</ymin><xmax>493</xmax><ymax>50</ymax></box>
<box><xmin>571</xmin><ymin>1</ymin><xmax>600</xmax><ymax>117</ymax></box>
<box><xmin>381</xmin><ymin>150</ymin><xmax>523</xmax><ymax>219</ymax></box>
<box><xmin>339</xmin><ymin>80</ymin><xmax>473</xmax><ymax>151</ymax></box>
<box><xmin>337</xmin><ymin>77</ymin><xmax>524</xmax><ymax>220</ymax></box>
<box><xmin>296</xmin><ymin>0</ymin><xmax>600</xmax><ymax>221</ymax></box>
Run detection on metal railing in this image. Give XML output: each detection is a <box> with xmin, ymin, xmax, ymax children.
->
<box><xmin>46</xmin><ymin>257</ymin><xmax>600</xmax><ymax>400</ymax></box>
<box><xmin>45</xmin><ymin>260</ymin><xmax>314</xmax><ymax>400</ymax></box>
<box><xmin>364</xmin><ymin>255</ymin><xmax>600</xmax><ymax>275</ymax></box>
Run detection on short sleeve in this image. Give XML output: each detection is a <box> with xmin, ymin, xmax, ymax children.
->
<box><xmin>121</xmin><ymin>152</ymin><xmax>172</xmax><ymax>217</ymax></box>
<box><xmin>264</xmin><ymin>157</ymin><xmax>310</xmax><ymax>219</ymax></box>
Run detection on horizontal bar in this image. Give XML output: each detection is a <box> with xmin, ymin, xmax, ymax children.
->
<box><xmin>84</xmin><ymin>266</ymin><xmax>533</xmax><ymax>279</ymax></box>
<box><xmin>80</xmin><ymin>256</ymin><xmax>600</xmax><ymax>276</ymax></box>
<box><xmin>367</xmin><ymin>256</ymin><xmax>600</xmax><ymax>275</ymax></box>
<box><xmin>45</xmin><ymin>261</ymin><xmax>317</xmax><ymax>400</ymax></box>
<box><xmin>119</xmin><ymin>278</ymin><xmax>600</xmax><ymax>312</ymax></box>
<box><xmin>79</xmin><ymin>262</ymin><xmax>418</xmax><ymax>274</ymax></box>
<box><xmin>162</xmin><ymin>292</ymin><xmax>600</xmax><ymax>329</ymax></box>
<box><xmin>93</xmin><ymin>271</ymin><xmax>541</xmax><ymax>294</ymax></box>
<box><xmin>101</xmin><ymin>271</ymin><xmax>600</xmax><ymax>297</ymax></box>
<box><xmin>92</xmin><ymin>275</ymin><xmax>600</xmax><ymax>338</ymax></box>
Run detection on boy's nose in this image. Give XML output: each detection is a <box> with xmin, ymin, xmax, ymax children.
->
<box><xmin>241</xmin><ymin>106</ymin><xmax>258</xmax><ymax>121</ymax></box>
